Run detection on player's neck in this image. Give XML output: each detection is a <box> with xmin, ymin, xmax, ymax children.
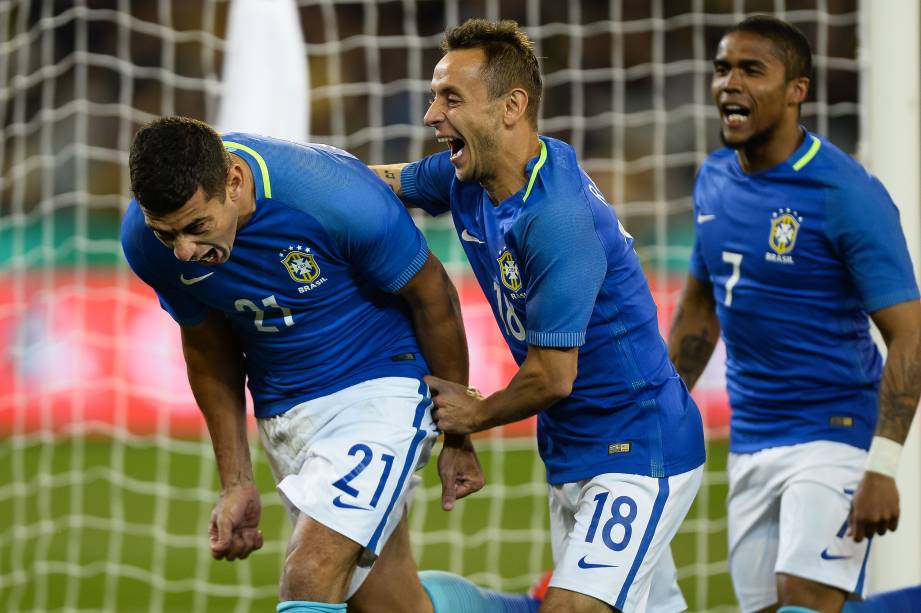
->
<box><xmin>737</xmin><ymin>121</ymin><xmax>804</xmax><ymax>174</ymax></box>
<box><xmin>481</xmin><ymin>132</ymin><xmax>542</xmax><ymax>204</ymax></box>
<box><xmin>230</xmin><ymin>153</ymin><xmax>257</xmax><ymax>229</ymax></box>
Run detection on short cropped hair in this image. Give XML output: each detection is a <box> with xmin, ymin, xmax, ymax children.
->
<box><xmin>129</xmin><ymin>116</ymin><xmax>231</xmax><ymax>216</ymax></box>
<box><xmin>442</xmin><ymin>19</ymin><xmax>543</xmax><ymax>127</ymax></box>
<box><xmin>727</xmin><ymin>15</ymin><xmax>813</xmax><ymax>81</ymax></box>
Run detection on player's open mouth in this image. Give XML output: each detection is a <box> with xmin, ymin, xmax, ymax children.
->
<box><xmin>720</xmin><ymin>103</ymin><xmax>751</xmax><ymax>127</ymax></box>
<box><xmin>437</xmin><ymin>135</ymin><xmax>466</xmax><ymax>163</ymax></box>
<box><xmin>198</xmin><ymin>248</ymin><xmax>220</xmax><ymax>265</ymax></box>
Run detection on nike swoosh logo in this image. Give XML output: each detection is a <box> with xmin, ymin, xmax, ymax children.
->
<box><xmin>333</xmin><ymin>496</ymin><xmax>371</xmax><ymax>511</ymax></box>
<box><xmin>820</xmin><ymin>548</ymin><xmax>852</xmax><ymax>561</ymax></box>
<box><xmin>577</xmin><ymin>555</ymin><xmax>618</xmax><ymax>569</ymax></box>
<box><xmin>179</xmin><ymin>272</ymin><xmax>214</xmax><ymax>285</ymax></box>
<box><xmin>697</xmin><ymin>214</ymin><xmax>717</xmax><ymax>223</ymax></box>
<box><xmin>461</xmin><ymin>229</ymin><xmax>485</xmax><ymax>244</ymax></box>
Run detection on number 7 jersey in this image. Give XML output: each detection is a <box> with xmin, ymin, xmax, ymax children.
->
<box><xmin>402</xmin><ymin>136</ymin><xmax>705</xmax><ymax>484</ymax></box>
<box><xmin>690</xmin><ymin>129</ymin><xmax>919</xmax><ymax>453</ymax></box>
<box><xmin>121</xmin><ymin>134</ymin><xmax>431</xmax><ymax>418</ymax></box>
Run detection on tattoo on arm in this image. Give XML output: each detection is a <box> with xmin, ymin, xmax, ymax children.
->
<box><xmin>670</xmin><ymin>303</ymin><xmax>718</xmax><ymax>390</ymax></box>
<box><xmin>384</xmin><ymin>170</ymin><xmax>396</xmax><ymax>179</ymax></box>
<box><xmin>677</xmin><ymin>329</ymin><xmax>716</xmax><ymax>387</ymax></box>
<box><xmin>877</xmin><ymin>349</ymin><xmax>921</xmax><ymax>442</ymax></box>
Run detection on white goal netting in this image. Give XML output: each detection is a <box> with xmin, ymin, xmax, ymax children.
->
<box><xmin>0</xmin><ymin>1</ymin><xmax>862</xmax><ymax>611</ymax></box>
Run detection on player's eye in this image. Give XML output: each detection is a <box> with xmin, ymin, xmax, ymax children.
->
<box><xmin>152</xmin><ymin>229</ymin><xmax>173</xmax><ymax>243</ymax></box>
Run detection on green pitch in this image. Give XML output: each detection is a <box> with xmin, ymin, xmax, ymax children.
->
<box><xmin>0</xmin><ymin>437</ymin><xmax>734</xmax><ymax>611</ymax></box>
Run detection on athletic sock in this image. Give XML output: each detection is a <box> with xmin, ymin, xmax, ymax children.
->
<box><xmin>777</xmin><ymin>607</ymin><xmax>821</xmax><ymax>613</ymax></box>
<box><xmin>276</xmin><ymin>601</ymin><xmax>347</xmax><ymax>612</ymax></box>
<box><xmin>843</xmin><ymin>585</ymin><xmax>921</xmax><ymax>612</ymax></box>
<box><xmin>420</xmin><ymin>570</ymin><xmax>541</xmax><ymax>613</ymax></box>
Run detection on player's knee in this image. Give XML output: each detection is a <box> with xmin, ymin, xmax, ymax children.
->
<box><xmin>281</xmin><ymin>540</ymin><xmax>348</xmax><ymax>601</ymax></box>
<box><xmin>776</xmin><ymin>574</ymin><xmax>845</xmax><ymax>611</ymax></box>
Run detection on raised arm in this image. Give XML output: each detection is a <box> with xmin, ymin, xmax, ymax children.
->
<box><xmin>397</xmin><ymin>251</ymin><xmax>484</xmax><ymax>509</ymax></box>
<box><xmin>668</xmin><ymin>273</ymin><xmax>720</xmax><ymax>391</ymax></box>
<box><xmin>369</xmin><ymin>163</ymin><xmax>408</xmax><ymax>199</ymax></box>
<box><xmin>849</xmin><ymin>299</ymin><xmax>921</xmax><ymax>541</ymax></box>
<box><xmin>181</xmin><ymin>310</ymin><xmax>263</xmax><ymax>560</ymax></box>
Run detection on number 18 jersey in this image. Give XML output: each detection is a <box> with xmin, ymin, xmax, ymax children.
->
<box><xmin>690</xmin><ymin>129</ymin><xmax>919</xmax><ymax>453</ymax></box>
<box><xmin>402</xmin><ymin>136</ymin><xmax>705</xmax><ymax>484</ymax></box>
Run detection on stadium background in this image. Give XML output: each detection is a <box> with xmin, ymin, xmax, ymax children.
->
<box><xmin>1</xmin><ymin>1</ymin><xmax>918</xmax><ymax>611</ymax></box>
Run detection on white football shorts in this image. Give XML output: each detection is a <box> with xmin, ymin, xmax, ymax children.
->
<box><xmin>258</xmin><ymin>376</ymin><xmax>437</xmax><ymax>598</ymax></box>
<box><xmin>547</xmin><ymin>466</ymin><xmax>703</xmax><ymax>612</ymax></box>
<box><xmin>727</xmin><ymin>440</ymin><xmax>871</xmax><ymax>612</ymax></box>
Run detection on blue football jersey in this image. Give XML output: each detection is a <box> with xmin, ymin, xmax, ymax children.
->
<box><xmin>402</xmin><ymin>136</ymin><xmax>705</xmax><ymax>484</ymax></box>
<box><xmin>690</xmin><ymin>129</ymin><xmax>920</xmax><ymax>453</ymax></box>
<box><xmin>122</xmin><ymin>134</ymin><xmax>431</xmax><ymax>418</ymax></box>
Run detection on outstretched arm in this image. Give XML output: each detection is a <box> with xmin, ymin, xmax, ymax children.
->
<box><xmin>668</xmin><ymin>273</ymin><xmax>720</xmax><ymax>391</ymax></box>
<box><xmin>370</xmin><ymin>163</ymin><xmax>408</xmax><ymax>199</ymax></box>
<box><xmin>397</xmin><ymin>251</ymin><xmax>484</xmax><ymax>510</ymax></box>
<box><xmin>849</xmin><ymin>299</ymin><xmax>921</xmax><ymax>542</ymax></box>
<box><xmin>181</xmin><ymin>310</ymin><xmax>263</xmax><ymax>560</ymax></box>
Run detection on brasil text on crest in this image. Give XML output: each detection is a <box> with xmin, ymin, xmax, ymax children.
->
<box><xmin>279</xmin><ymin>245</ymin><xmax>328</xmax><ymax>292</ymax></box>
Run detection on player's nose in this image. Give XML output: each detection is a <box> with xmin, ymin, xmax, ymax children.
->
<box><xmin>722</xmin><ymin>68</ymin><xmax>744</xmax><ymax>91</ymax></box>
<box><xmin>423</xmin><ymin>101</ymin><xmax>443</xmax><ymax>127</ymax></box>
<box><xmin>173</xmin><ymin>237</ymin><xmax>197</xmax><ymax>262</ymax></box>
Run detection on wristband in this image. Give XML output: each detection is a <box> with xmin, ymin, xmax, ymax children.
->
<box><xmin>866</xmin><ymin>435</ymin><xmax>902</xmax><ymax>478</ymax></box>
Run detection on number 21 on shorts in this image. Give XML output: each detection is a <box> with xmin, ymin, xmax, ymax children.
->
<box><xmin>331</xmin><ymin>443</ymin><xmax>395</xmax><ymax>511</ymax></box>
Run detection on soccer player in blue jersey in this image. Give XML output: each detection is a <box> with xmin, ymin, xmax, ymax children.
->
<box><xmin>121</xmin><ymin>117</ymin><xmax>491</xmax><ymax>613</ymax></box>
<box><xmin>372</xmin><ymin>19</ymin><xmax>706</xmax><ymax>613</ymax></box>
<box><xmin>668</xmin><ymin>15</ymin><xmax>921</xmax><ymax>613</ymax></box>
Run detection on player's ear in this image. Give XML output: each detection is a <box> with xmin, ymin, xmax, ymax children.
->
<box><xmin>503</xmin><ymin>88</ymin><xmax>529</xmax><ymax>127</ymax></box>
<box><xmin>226</xmin><ymin>163</ymin><xmax>244</xmax><ymax>202</ymax></box>
<box><xmin>787</xmin><ymin>76</ymin><xmax>809</xmax><ymax>107</ymax></box>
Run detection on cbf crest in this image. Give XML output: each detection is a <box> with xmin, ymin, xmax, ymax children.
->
<box><xmin>279</xmin><ymin>245</ymin><xmax>327</xmax><ymax>293</ymax></box>
<box><xmin>769</xmin><ymin>208</ymin><xmax>802</xmax><ymax>254</ymax></box>
<box><xmin>497</xmin><ymin>249</ymin><xmax>522</xmax><ymax>292</ymax></box>
<box><xmin>765</xmin><ymin>208</ymin><xmax>803</xmax><ymax>265</ymax></box>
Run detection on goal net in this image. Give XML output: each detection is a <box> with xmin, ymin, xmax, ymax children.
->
<box><xmin>0</xmin><ymin>1</ymin><xmax>866</xmax><ymax>611</ymax></box>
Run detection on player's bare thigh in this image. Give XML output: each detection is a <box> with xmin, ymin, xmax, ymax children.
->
<box><xmin>349</xmin><ymin>514</ymin><xmax>433</xmax><ymax>613</ymax></box>
<box><xmin>541</xmin><ymin>586</ymin><xmax>615</xmax><ymax>612</ymax></box>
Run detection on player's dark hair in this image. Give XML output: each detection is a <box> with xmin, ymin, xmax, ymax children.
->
<box><xmin>442</xmin><ymin>19</ymin><xmax>543</xmax><ymax>128</ymax></box>
<box><xmin>727</xmin><ymin>15</ymin><xmax>813</xmax><ymax>81</ymax></box>
<box><xmin>129</xmin><ymin>116</ymin><xmax>231</xmax><ymax>216</ymax></box>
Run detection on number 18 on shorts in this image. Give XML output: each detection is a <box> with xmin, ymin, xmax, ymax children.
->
<box><xmin>548</xmin><ymin>467</ymin><xmax>702</xmax><ymax>612</ymax></box>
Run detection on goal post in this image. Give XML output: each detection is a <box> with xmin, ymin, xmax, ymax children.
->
<box><xmin>860</xmin><ymin>0</ymin><xmax>921</xmax><ymax>593</ymax></box>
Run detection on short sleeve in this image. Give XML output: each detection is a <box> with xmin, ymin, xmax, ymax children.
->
<box><xmin>688</xmin><ymin>177</ymin><xmax>711</xmax><ymax>281</ymax></box>
<box><xmin>320</xmin><ymin>162</ymin><xmax>430</xmax><ymax>293</ymax></box>
<box><xmin>520</xmin><ymin>198</ymin><xmax>606</xmax><ymax>348</ymax></box>
<box><xmin>688</xmin><ymin>233</ymin><xmax>710</xmax><ymax>281</ymax></box>
<box><xmin>120</xmin><ymin>201</ymin><xmax>209</xmax><ymax>326</ymax></box>
<box><xmin>825</xmin><ymin>174</ymin><xmax>920</xmax><ymax>312</ymax></box>
<box><xmin>400</xmin><ymin>152</ymin><xmax>454</xmax><ymax>216</ymax></box>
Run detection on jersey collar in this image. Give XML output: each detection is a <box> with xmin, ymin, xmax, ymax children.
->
<box><xmin>522</xmin><ymin>137</ymin><xmax>548</xmax><ymax>203</ymax></box>
<box><xmin>222</xmin><ymin>139</ymin><xmax>272</xmax><ymax>201</ymax></box>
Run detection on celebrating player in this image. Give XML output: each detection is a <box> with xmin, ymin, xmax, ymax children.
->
<box><xmin>373</xmin><ymin>19</ymin><xmax>706</xmax><ymax>613</ymax></box>
<box><xmin>668</xmin><ymin>15</ymin><xmax>921</xmax><ymax>613</ymax></box>
<box><xmin>121</xmin><ymin>116</ymin><xmax>485</xmax><ymax>613</ymax></box>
